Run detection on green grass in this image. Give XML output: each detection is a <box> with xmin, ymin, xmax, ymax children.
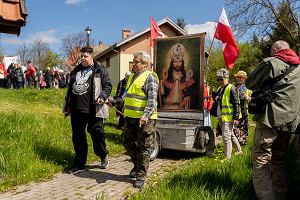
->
<box><xmin>0</xmin><ymin>88</ymin><xmax>123</xmax><ymax>192</ymax></box>
<box><xmin>133</xmin><ymin>125</ymin><xmax>256</xmax><ymax>200</ymax></box>
<box><xmin>0</xmin><ymin>88</ymin><xmax>299</xmax><ymax>199</ymax></box>
<box><xmin>133</xmin><ymin>118</ymin><xmax>300</xmax><ymax>200</ymax></box>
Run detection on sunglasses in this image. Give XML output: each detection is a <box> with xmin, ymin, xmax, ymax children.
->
<box><xmin>216</xmin><ymin>78</ymin><xmax>224</xmax><ymax>82</ymax></box>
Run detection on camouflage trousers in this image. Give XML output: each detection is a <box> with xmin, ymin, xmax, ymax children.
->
<box><xmin>122</xmin><ymin>117</ymin><xmax>155</xmax><ymax>180</ymax></box>
<box><xmin>252</xmin><ymin>122</ymin><xmax>291</xmax><ymax>200</ymax></box>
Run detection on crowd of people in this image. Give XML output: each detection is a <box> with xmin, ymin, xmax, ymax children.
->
<box><xmin>0</xmin><ymin>60</ymin><xmax>70</xmax><ymax>89</ymax></box>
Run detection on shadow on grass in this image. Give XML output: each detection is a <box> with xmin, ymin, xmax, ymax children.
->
<box><xmin>106</xmin><ymin>131</ymin><xmax>122</xmax><ymax>144</ymax></box>
<box><xmin>158</xmin><ymin>149</ymin><xmax>206</xmax><ymax>161</ymax></box>
<box><xmin>167</xmin><ymin>168</ymin><xmax>255</xmax><ymax>200</ymax></box>
<box><xmin>33</xmin><ymin>141</ymin><xmax>73</xmax><ymax>166</ymax></box>
<box><xmin>66</xmin><ymin>164</ymin><xmax>132</xmax><ymax>184</ymax></box>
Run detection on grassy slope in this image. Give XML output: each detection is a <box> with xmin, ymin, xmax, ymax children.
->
<box><xmin>0</xmin><ymin>88</ymin><xmax>299</xmax><ymax>199</ymax></box>
<box><xmin>0</xmin><ymin>88</ymin><xmax>124</xmax><ymax>192</ymax></box>
<box><xmin>133</xmin><ymin>118</ymin><xmax>300</xmax><ymax>200</ymax></box>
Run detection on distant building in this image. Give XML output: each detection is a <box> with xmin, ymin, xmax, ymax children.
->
<box><xmin>94</xmin><ymin>17</ymin><xmax>187</xmax><ymax>85</ymax></box>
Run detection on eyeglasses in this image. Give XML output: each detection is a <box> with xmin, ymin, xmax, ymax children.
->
<box><xmin>236</xmin><ymin>76</ymin><xmax>244</xmax><ymax>79</ymax></box>
<box><xmin>216</xmin><ymin>78</ymin><xmax>224</xmax><ymax>82</ymax></box>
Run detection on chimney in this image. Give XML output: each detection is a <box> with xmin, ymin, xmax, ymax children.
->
<box><xmin>99</xmin><ymin>41</ymin><xmax>104</xmax><ymax>46</ymax></box>
<box><xmin>122</xmin><ymin>29</ymin><xmax>131</xmax><ymax>39</ymax></box>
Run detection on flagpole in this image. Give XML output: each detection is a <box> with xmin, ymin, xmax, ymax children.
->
<box><xmin>205</xmin><ymin>27</ymin><xmax>217</xmax><ymax>82</ymax></box>
<box><xmin>150</xmin><ymin>17</ymin><xmax>153</xmax><ymax>65</ymax></box>
<box><xmin>208</xmin><ymin>36</ymin><xmax>215</xmax><ymax>55</ymax></box>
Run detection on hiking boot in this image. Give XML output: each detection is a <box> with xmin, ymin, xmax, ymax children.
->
<box><xmin>68</xmin><ymin>167</ymin><xmax>86</xmax><ymax>175</ymax></box>
<box><xmin>99</xmin><ymin>156</ymin><xmax>109</xmax><ymax>169</ymax></box>
<box><xmin>133</xmin><ymin>179</ymin><xmax>145</xmax><ymax>188</ymax></box>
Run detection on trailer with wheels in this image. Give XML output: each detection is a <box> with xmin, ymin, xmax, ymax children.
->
<box><xmin>149</xmin><ymin>33</ymin><xmax>215</xmax><ymax>161</ymax></box>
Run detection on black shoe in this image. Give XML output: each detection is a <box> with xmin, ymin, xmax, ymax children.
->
<box><xmin>100</xmin><ymin>156</ymin><xmax>109</xmax><ymax>169</ymax></box>
<box><xmin>133</xmin><ymin>179</ymin><xmax>145</xmax><ymax>188</ymax></box>
<box><xmin>68</xmin><ymin>167</ymin><xmax>86</xmax><ymax>175</ymax></box>
<box><xmin>129</xmin><ymin>168</ymin><xmax>137</xmax><ymax>180</ymax></box>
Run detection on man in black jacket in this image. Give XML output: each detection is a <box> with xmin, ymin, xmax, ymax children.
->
<box><xmin>114</xmin><ymin>71</ymin><xmax>131</xmax><ymax>129</ymax></box>
<box><xmin>63</xmin><ymin>46</ymin><xmax>112</xmax><ymax>174</ymax></box>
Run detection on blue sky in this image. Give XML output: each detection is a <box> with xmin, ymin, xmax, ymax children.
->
<box><xmin>1</xmin><ymin>0</ymin><xmax>225</xmax><ymax>56</ymax></box>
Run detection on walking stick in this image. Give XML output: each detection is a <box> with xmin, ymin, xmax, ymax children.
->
<box><xmin>105</xmin><ymin>102</ymin><xmax>124</xmax><ymax>116</ymax></box>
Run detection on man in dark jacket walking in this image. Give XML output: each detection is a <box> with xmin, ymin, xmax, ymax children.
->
<box><xmin>63</xmin><ymin>46</ymin><xmax>112</xmax><ymax>174</ymax></box>
<box><xmin>246</xmin><ymin>40</ymin><xmax>300</xmax><ymax>200</ymax></box>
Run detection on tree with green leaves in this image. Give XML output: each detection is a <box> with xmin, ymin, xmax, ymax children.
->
<box><xmin>207</xmin><ymin>42</ymin><xmax>261</xmax><ymax>90</ymax></box>
<box><xmin>42</xmin><ymin>50</ymin><xmax>62</xmax><ymax>71</ymax></box>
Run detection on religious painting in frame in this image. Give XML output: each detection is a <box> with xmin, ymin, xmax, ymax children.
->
<box><xmin>154</xmin><ymin>34</ymin><xmax>205</xmax><ymax>118</ymax></box>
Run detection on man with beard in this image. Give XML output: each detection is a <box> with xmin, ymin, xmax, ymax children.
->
<box><xmin>160</xmin><ymin>43</ymin><xmax>196</xmax><ymax>110</ymax></box>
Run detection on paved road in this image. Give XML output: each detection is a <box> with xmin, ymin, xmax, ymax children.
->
<box><xmin>0</xmin><ymin>155</ymin><xmax>183</xmax><ymax>200</ymax></box>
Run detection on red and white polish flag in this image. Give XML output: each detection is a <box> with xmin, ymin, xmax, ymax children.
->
<box><xmin>214</xmin><ymin>8</ymin><xmax>239</xmax><ymax>69</ymax></box>
<box><xmin>150</xmin><ymin>17</ymin><xmax>166</xmax><ymax>47</ymax></box>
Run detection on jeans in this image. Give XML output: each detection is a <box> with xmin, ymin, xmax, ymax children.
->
<box><xmin>218</xmin><ymin>118</ymin><xmax>241</xmax><ymax>158</ymax></box>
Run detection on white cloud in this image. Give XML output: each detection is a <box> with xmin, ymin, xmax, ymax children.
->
<box><xmin>30</xmin><ymin>29</ymin><xmax>59</xmax><ymax>44</ymax></box>
<box><xmin>65</xmin><ymin>0</ymin><xmax>86</xmax><ymax>5</ymax></box>
<box><xmin>3</xmin><ymin>29</ymin><xmax>59</xmax><ymax>46</ymax></box>
<box><xmin>186</xmin><ymin>22</ymin><xmax>217</xmax><ymax>41</ymax></box>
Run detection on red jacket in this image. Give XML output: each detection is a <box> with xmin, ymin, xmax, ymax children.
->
<box><xmin>25</xmin><ymin>64</ymin><xmax>36</xmax><ymax>80</ymax></box>
<box><xmin>204</xmin><ymin>85</ymin><xmax>213</xmax><ymax>111</ymax></box>
<box><xmin>0</xmin><ymin>63</ymin><xmax>7</xmax><ymax>78</ymax></box>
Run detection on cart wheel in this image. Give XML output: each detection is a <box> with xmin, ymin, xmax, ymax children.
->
<box><xmin>150</xmin><ymin>132</ymin><xmax>160</xmax><ymax>161</ymax></box>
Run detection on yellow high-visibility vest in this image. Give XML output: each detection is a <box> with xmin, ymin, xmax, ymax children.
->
<box><xmin>124</xmin><ymin>70</ymin><xmax>158</xmax><ymax>119</ymax></box>
<box><xmin>221</xmin><ymin>84</ymin><xmax>241</xmax><ymax>122</ymax></box>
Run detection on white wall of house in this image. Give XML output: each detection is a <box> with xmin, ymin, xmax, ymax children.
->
<box><xmin>106</xmin><ymin>55</ymin><xmax>119</xmax><ymax>86</ymax></box>
<box><xmin>119</xmin><ymin>53</ymin><xmax>133</xmax><ymax>80</ymax></box>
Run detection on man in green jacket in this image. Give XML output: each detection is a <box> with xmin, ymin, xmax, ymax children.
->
<box><xmin>246</xmin><ymin>40</ymin><xmax>300</xmax><ymax>200</ymax></box>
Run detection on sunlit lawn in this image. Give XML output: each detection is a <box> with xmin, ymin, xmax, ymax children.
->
<box><xmin>132</xmin><ymin>117</ymin><xmax>300</xmax><ymax>200</ymax></box>
<box><xmin>0</xmin><ymin>88</ymin><xmax>299</xmax><ymax>199</ymax></box>
<box><xmin>0</xmin><ymin>88</ymin><xmax>124</xmax><ymax>192</ymax></box>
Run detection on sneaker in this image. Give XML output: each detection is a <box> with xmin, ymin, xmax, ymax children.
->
<box><xmin>68</xmin><ymin>167</ymin><xmax>86</xmax><ymax>175</ymax></box>
<box><xmin>100</xmin><ymin>156</ymin><xmax>109</xmax><ymax>169</ymax></box>
<box><xmin>133</xmin><ymin>179</ymin><xmax>145</xmax><ymax>188</ymax></box>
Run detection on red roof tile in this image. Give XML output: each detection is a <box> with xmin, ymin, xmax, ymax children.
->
<box><xmin>0</xmin><ymin>0</ymin><xmax>27</xmax><ymax>35</ymax></box>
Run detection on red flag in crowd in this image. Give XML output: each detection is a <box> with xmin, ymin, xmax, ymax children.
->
<box><xmin>214</xmin><ymin>8</ymin><xmax>239</xmax><ymax>69</ymax></box>
<box><xmin>150</xmin><ymin>17</ymin><xmax>166</xmax><ymax>47</ymax></box>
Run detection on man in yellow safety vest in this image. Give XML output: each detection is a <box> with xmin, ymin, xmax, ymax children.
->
<box><xmin>122</xmin><ymin>51</ymin><xmax>158</xmax><ymax>188</ymax></box>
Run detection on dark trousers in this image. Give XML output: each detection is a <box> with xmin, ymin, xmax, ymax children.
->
<box><xmin>71</xmin><ymin>113</ymin><xmax>109</xmax><ymax>169</ymax></box>
<box><xmin>122</xmin><ymin>117</ymin><xmax>155</xmax><ymax>180</ymax></box>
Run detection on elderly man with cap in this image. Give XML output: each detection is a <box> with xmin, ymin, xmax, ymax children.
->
<box><xmin>214</xmin><ymin>68</ymin><xmax>242</xmax><ymax>159</ymax></box>
<box><xmin>160</xmin><ymin>43</ymin><xmax>196</xmax><ymax>110</ymax></box>
<box><xmin>234</xmin><ymin>71</ymin><xmax>252</xmax><ymax>145</ymax></box>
